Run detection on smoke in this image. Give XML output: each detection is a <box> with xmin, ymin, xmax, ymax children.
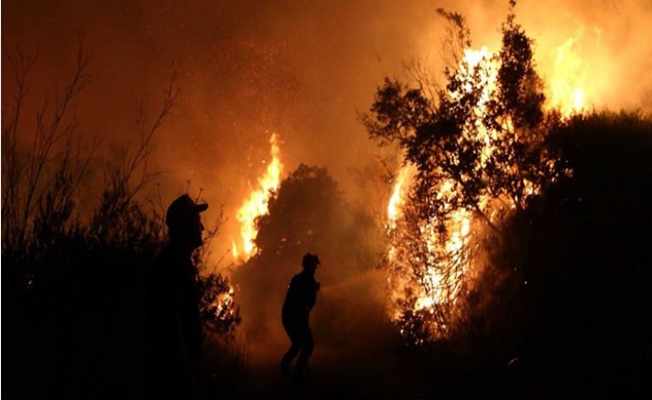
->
<box><xmin>4</xmin><ymin>0</ymin><xmax>652</xmax><ymax>360</ymax></box>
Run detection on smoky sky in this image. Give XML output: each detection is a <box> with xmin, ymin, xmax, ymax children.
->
<box><xmin>4</xmin><ymin>0</ymin><xmax>652</xmax><ymax>259</ymax></box>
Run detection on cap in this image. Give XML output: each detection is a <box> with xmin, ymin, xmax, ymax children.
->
<box><xmin>165</xmin><ymin>194</ymin><xmax>208</xmax><ymax>228</ymax></box>
<box><xmin>302</xmin><ymin>253</ymin><xmax>320</xmax><ymax>269</ymax></box>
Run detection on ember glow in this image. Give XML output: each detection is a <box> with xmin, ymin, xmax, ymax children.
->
<box><xmin>215</xmin><ymin>287</ymin><xmax>235</xmax><ymax>318</ymax></box>
<box><xmin>232</xmin><ymin>133</ymin><xmax>283</xmax><ymax>262</ymax></box>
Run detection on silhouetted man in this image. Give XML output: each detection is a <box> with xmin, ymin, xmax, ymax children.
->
<box><xmin>146</xmin><ymin>194</ymin><xmax>207</xmax><ymax>399</ymax></box>
<box><xmin>281</xmin><ymin>253</ymin><xmax>320</xmax><ymax>381</ymax></box>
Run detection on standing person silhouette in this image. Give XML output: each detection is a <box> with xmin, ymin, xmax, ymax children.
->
<box><xmin>281</xmin><ymin>253</ymin><xmax>321</xmax><ymax>382</ymax></box>
<box><xmin>146</xmin><ymin>194</ymin><xmax>207</xmax><ymax>399</ymax></box>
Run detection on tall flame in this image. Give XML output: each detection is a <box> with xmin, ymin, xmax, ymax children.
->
<box><xmin>548</xmin><ymin>35</ymin><xmax>587</xmax><ymax>118</ymax></box>
<box><xmin>232</xmin><ymin>133</ymin><xmax>283</xmax><ymax>262</ymax></box>
<box><xmin>384</xmin><ymin>46</ymin><xmax>506</xmax><ymax>342</ymax></box>
<box><xmin>386</xmin><ymin>165</ymin><xmax>413</xmax><ymax>232</ymax></box>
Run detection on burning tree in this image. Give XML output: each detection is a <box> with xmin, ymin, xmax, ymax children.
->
<box><xmin>363</xmin><ymin>6</ymin><xmax>562</xmax><ymax>343</ymax></box>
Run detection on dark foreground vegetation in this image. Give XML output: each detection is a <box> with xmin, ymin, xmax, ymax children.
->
<box><xmin>2</xmin><ymin>46</ymin><xmax>243</xmax><ymax>399</ymax></box>
<box><xmin>430</xmin><ymin>112</ymin><xmax>652</xmax><ymax>398</ymax></box>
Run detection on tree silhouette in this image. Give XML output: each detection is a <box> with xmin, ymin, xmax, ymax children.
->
<box><xmin>233</xmin><ymin>164</ymin><xmax>384</xmax><ymax>343</ymax></box>
<box><xmin>364</xmin><ymin>8</ymin><xmax>552</xmax><ymax>232</ymax></box>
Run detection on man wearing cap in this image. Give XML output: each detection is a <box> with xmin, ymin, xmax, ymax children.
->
<box><xmin>281</xmin><ymin>253</ymin><xmax>321</xmax><ymax>381</ymax></box>
<box><xmin>146</xmin><ymin>194</ymin><xmax>207</xmax><ymax>399</ymax></box>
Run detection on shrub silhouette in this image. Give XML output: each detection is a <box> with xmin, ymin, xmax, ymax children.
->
<box><xmin>2</xmin><ymin>46</ymin><xmax>241</xmax><ymax>399</ymax></box>
<box><xmin>454</xmin><ymin>112</ymin><xmax>652</xmax><ymax>397</ymax></box>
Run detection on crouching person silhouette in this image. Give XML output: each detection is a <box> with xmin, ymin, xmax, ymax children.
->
<box><xmin>146</xmin><ymin>194</ymin><xmax>207</xmax><ymax>399</ymax></box>
<box><xmin>281</xmin><ymin>253</ymin><xmax>321</xmax><ymax>382</ymax></box>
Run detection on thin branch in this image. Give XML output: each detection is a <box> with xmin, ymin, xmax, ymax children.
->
<box><xmin>21</xmin><ymin>38</ymin><xmax>91</xmax><ymax>236</ymax></box>
<box><xmin>115</xmin><ymin>69</ymin><xmax>178</xmax><ymax>202</ymax></box>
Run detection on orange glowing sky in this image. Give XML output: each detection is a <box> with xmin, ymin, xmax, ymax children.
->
<box><xmin>4</xmin><ymin>0</ymin><xmax>651</xmax><ymax>264</ymax></box>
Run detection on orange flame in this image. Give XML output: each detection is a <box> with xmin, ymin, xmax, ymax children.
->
<box><xmin>547</xmin><ymin>35</ymin><xmax>587</xmax><ymax>118</ymax></box>
<box><xmin>386</xmin><ymin>164</ymin><xmax>413</xmax><ymax>233</ymax></box>
<box><xmin>456</xmin><ymin>37</ymin><xmax>591</xmax><ymax>118</ymax></box>
<box><xmin>385</xmin><ymin>46</ymin><xmax>508</xmax><ymax>342</ymax></box>
<box><xmin>232</xmin><ymin>133</ymin><xmax>283</xmax><ymax>262</ymax></box>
